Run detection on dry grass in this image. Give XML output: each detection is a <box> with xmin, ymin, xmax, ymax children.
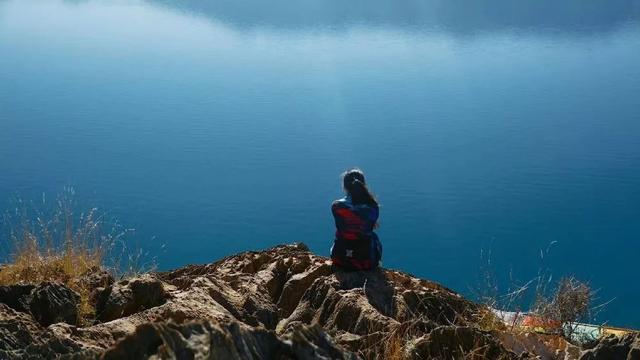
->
<box><xmin>0</xmin><ymin>189</ymin><xmax>134</xmax><ymax>324</ymax></box>
<box><xmin>381</xmin><ymin>320</ymin><xmax>423</xmax><ymax>359</ymax></box>
<box><xmin>474</xmin><ymin>244</ymin><xmax>602</xmax><ymax>344</ymax></box>
<box><xmin>383</xmin><ymin>332</ymin><xmax>405</xmax><ymax>360</ymax></box>
<box><xmin>474</xmin><ymin>306</ymin><xmax>507</xmax><ymax>332</ymax></box>
<box><xmin>0</xmin><ymin>247</ymin><xmax>101</xmax><ymax>322</ymax></box>
<box><xmin>532</xmin><ymin>276</ymin><xmax>592</xmax><ymax>337</ymax></box>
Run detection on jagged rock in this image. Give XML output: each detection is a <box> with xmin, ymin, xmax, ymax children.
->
<box><xmin>0</xmin><ymin>283</ymin><xmax>36</xmax><ymax>313</ymax></box>
<box><xmin>78</xmin><ymin>267</ymin><xmax>114</xmax><ymax>291</ymax></box>
<box><xmin>77</xmin><ymin>267</ymin><xmax>115</xmax><ymax>309</ymax></box>
<box><xmin>277</xmin><ymin>263</ymin><xmax>478</xmax><ymax>357</ymax></box>
<box><xmin>101</xmin><ymin>320</ymin><xmax>355</xmax><ymax>360</ymax></box>
<box><xmin>407</xmin><ymin>326</ymin><xmax>520</xmax><ymax>360</ymax></box>
<box><xmin>0</xmin><ymin>243</ymin><xmax>621</xmax><ymax>359</ymax></box>
<box><xmin>579</xmin><ymin>333</ymin><xmax>640</xmax><ymax>360</ymax></box>
<box><xmin>0</xmin><ymin>282</ymin><xmax>80</xmax><ymax>326</ymax></box>
<box><xmin>277</xmin><ymin>262</ymin><xmax>333</xmax><ymax>318</ymax></box>
<box><xmin>0</xmin><ymin>303</ymin><xmax>84</xmax><ymax>359</ymax></box>
<box><xmin>0</xmin><ymin>303</ymin><xmax>44</xmax><ymax>357</ymax></box>
<box><xmin>30</xmin><ymin>283</ymin><xmax>81</xmax><ymax>326</ymax></box>
<box><xmin>283</xmin><ymin>323</ymin><xmax>358</xmax><ymax>360</ymax></box>
<box><xmin>496</xmin><ymin>330</ymin><xmax>581</xmax><ymax>359</ymax></box>
<box><xmin>95</xmin><ymin>275</ymin><xmax>168</xmax><ymax>322</ymax></box>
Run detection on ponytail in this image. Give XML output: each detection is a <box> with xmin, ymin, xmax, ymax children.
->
<box><xmin>343</xmin><ymin>169</ymin><xmax>378</xmax><ymax>207</ymax></box>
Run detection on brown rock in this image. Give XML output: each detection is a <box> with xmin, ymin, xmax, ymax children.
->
<box><xmin>101</xmin><ymin>320</ymin><xmax>355</xmax><ymax>360</ymax></box>
<box><xmin>495</xmin><ymin>330</ymin><xmax>581</xmax><ymax>359</ymax></box>
<box><xmin>580</xmin><ymin>333</ymin><xmax>640</xmax><ymax>360</ymax></box>
<box><xmin>0</xmin><ymin>282</ymin><xmax>80</xmax><ymax>326</ymax></box>
<box><xmin>0</xmin><ymin>284</ymin><xmax>35</xmax><ymax>313</ymax></box>
<box><xmin>0</xmin><ymin>303</ymin><xmax>87</xmax><ymax>359</ymax></box>
<box><xmin>277</xmin><ymin>261</ymin><xmax>333</xmax><ymax>318</ymax></box>
<box><xmin>0</xmin><ymin>243</ymin><xmax>602</xmax><ymax>359</ymax></box>
<box><xmin>30</xmin><ymin>283</ymin><xmax>81</xmax><ymax>326</ymax></box>
<box><xmin>95</xmin><ymin>275</ymin><xmax>168</xmax><ymax>322</ymax></box>
<box><xmin>407</xmin><ymin>326</ymin><xmax>520</xmax><ymax>360</ymax></box>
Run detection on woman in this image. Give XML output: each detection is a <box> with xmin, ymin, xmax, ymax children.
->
<box><xmin>330</xmin><ymin>168</ymin><xmax>382</xmax><ymax>270</ymax></box>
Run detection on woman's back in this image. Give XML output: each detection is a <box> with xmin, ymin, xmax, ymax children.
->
<box><xmin>330</xmin><ymin>169</ymin><xmax>382</xmax><ymax>271</ymax></box>
<box><xmin>332</xmin><ymin>196</ymin><xmax>378</xmax><ymax>241</ymax></box>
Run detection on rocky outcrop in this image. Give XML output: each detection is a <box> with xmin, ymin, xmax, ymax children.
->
<box><xmin>0</xmin><ymin>282</ymin><xmax>80</xmax><ymax>326</ymax></box>
<box><xmin>0</xmin><ymin>303</ymin><xmax>87</xmax><ymax>359</ymax></box>
<box><xmin>0</xmin><ymin>243</ymin><xmax>632</xmax><ymax>359</ymax></box>
<box><xmin>30</xmin><ymin>283</ymin><xmax>81</xmax><ymax>327</ymax></box>
<box><xmin>0</xmin><ymin>284</ymin><xmax>35</xmax><ymax>314</ymax></box>
<box><xmin>94</xmin><ymin>274</ymin><xmax>168</xmax><ymax>322</ymax></box>
<box><xmin>102</xmin><ymin>321</ymin><xmax>356</xmax><ymax>360</ymax></box>
<box><xmin>579</xmin><ymin>333</ymin><xmax>640</xmax><ymax>360</ymax></box>
<box><xmin>496</xmin><ymin>330</ymin><xmax>581</xmax><ymax>359</ymax></box>
<box><xmin>408</xmin><ymin>326</ymin><xmax>517</xmax><ymax>359</ymax></box>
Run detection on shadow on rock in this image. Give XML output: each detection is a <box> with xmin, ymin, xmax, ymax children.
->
<box><xmin>333</xmin><ymin>267</ymin><xmax>397</xmax><ymax>318</ymax></box>
<box><xmin>0</xmin><ymin>283</ymin><xmax>80</xmax><ymax>326</ymax></box>
<box><xmin>94</xmin><ymin>274</ymin><xmax>168</xmax><ymax>322</ymax></box>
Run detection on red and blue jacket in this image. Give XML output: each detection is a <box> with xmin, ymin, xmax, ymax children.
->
<box><xmin>330</xmin><ymin>196</ymin><xmax>381</xmax><ymax>270</ymax></box>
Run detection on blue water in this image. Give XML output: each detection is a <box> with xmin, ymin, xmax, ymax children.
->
<box><xmin>1</xmin><ymin>0</ymin><xmax>639</xmax><ymax>327</ymax></box>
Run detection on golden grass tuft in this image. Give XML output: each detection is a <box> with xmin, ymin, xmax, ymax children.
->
<box><xmin>0</xmin><ymin>232</ymin><xmax>102</xmax><ymax>284</ymax></box>
<box><xmin>0</xmin><ymin>237</ymin><xmax>103</xmax><ymax>322</ymax></box>
<box><xmin>0</xmin><ymin>189</ymin><xmax>131</xmax><ymax>324</ymax></box>
<box><xmin>382</xmin><ymin>323</ymin><xmax>410</xmax><ymax>359</ymax></box>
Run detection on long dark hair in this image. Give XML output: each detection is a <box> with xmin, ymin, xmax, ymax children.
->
<box><xmin>342</xmin><ymin>168</ymin><xmax>378</xmax><ymax>207</ymax></box>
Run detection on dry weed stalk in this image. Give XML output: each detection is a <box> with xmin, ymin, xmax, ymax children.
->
<box><xmin>0</xmin><ymin>188</ymin><xmax>136</xmax><ymax>323</ymax></box>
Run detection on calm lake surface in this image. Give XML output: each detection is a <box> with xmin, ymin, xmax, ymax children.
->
<box><xmin>1</xmin><ymin>0</ymin><xmax>639</xmax><ymax>326</ymax></box>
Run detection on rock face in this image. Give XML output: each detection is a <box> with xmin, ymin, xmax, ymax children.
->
<box><xmin>579</xmin><ymin>333</ymin><xmax>640</xmax><ymax>360</ymax></box>
<box><xmin>101</xmin><ymin>321</ymin><xmax>356</xmax><ymax>360</ymax></box>
<box><xmin>0</xmin><ymin>282</ymin><xmax>80</xmax><ymax>326</ymax></box>
<box><xmin>95</xmin><ymin>274</ymin><xmax>167</xmax><ymax>322</ymax></box>
<box><xmin>0</xmin><ymin>303</ymin><xmax>85</xmax><ymax>359</ymax></box>
<box><xmin>0</xmin><ymin>243</ymin><xmax>631</xmax><ymax>359</ymax></box>
<box><xmin>408</xmin><ymin>326</ymin><xmax>515</xmax><ymax>360</ymax></box>
<box><xmin>30</xmin><ymin>283</ymin><xmax>81</xmax><ymax>327</ymax></box>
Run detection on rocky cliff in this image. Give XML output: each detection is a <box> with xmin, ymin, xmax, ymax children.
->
<box><xmin>0</xmin><ymin>243</ymin><xmax>637</xmax><ymax>359</ymax></box>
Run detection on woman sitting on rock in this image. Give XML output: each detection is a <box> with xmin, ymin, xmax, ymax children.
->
<box><xmin>330</xmin><ymin>168</ymin><xmax>382</xmax><ymax>271</ymax></box>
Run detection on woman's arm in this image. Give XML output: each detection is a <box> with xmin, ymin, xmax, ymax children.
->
<box><xmin>371</xmin><ymin>206</ymin><xmax>380</xmax><ymax>229</ymax></box>
<box><xmin>331</xmin><ymin>200</ymin><xmax>342</xmax><ymax>228</ymax></box>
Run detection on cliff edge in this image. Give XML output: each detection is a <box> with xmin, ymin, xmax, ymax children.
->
<box><xmin>0</xmin><ymin>243</ymin><xmax>637</xmax><ymax>359</ymax></box>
